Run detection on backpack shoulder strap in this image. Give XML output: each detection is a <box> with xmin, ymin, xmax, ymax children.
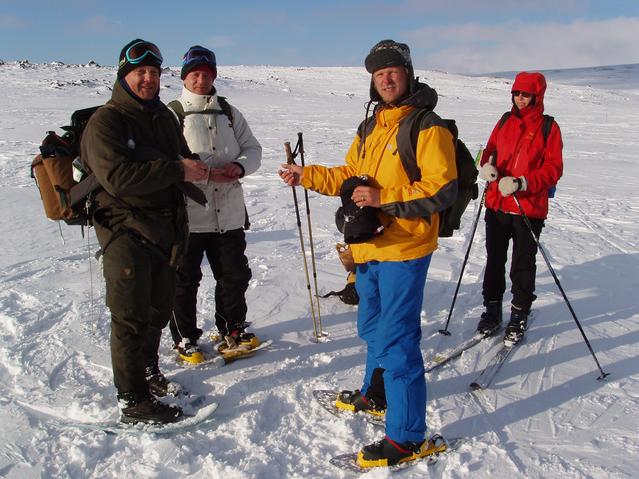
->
<box><xmin>168</xmin><ymin>97</ymin><xmax>234</xmax><ymax>129</ymax></box>
<box><xmin>498</xmin><ymin>111</ymin><xmax>554</xmax><ymax>145</ymax></box>
<box><xmin>355</xmin><ymin>116</ymin><xmax>376</xmax><ymax>157</ymax></box>
<box><xmin>398</xmin><ymin>108</ymin><xmax>449</xmax><ymax>183</ymax></box>
<box><xmin>498</xmin><ymin>111</ymin><xmax>511</xmax><ymax>129</ymax></box>
<box><xmin>542</xmin><ymin>114</ymin><xmax>554</xmax><ymax>144</ymax></box>
<box><xmin>217</xmin><ymin>96</ymin><xmax>234</xmax><ymax>128</ymax></box>
<box><xmin>167</xmin><ymin>100</ymin><xmax>185</xmax><ymax>129</ymax></box>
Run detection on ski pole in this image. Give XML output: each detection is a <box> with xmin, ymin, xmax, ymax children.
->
<box><xmin>512</xmin><ymin>194</ymin><xmax>610</xmax><ymax>381</ymax></box>
<box><xmin>439</xmin><ymin>185</ymin><xmax>487</xmax><ymax>335</ymax></box>
<box><xmin>439</xmin><ymin>146</ymin><xmax>485</xmax><ymax>335</ymax></box>
<box><xmin>284</xmin><ymin>141</ymin><xmax>320</xmax><ymax>341</ymax></box>
<box><xmin>293</xmin><ymin>132</ymin><xmax>326</xmax><ymax>338</ymax></box>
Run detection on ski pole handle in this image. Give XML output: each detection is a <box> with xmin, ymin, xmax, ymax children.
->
<box><xmin>284</xmin><ymin>142</ymin><xmax>294</xmax><ymax>165</ymax></box>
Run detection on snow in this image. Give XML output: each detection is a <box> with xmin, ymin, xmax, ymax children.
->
<box><xmin>1</xmin><ymin>60</ymin><xmax>638</xmax><ymax>479</ymax></box>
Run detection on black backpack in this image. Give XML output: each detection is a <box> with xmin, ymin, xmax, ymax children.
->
<box><xmin>358</xmin><ymin>109</ymin><xmax>479</xmax><ymax>237</ymax></box>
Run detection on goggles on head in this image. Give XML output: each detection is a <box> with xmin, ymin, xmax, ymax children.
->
<box><xmin>182</xmin><ymin>47</ymin><xmax>215</xmax><ymax>66</ymax></box>
<box><xmin>119</xmin><ymin>41</ymin><xmax>163</xmax><ymax>68</ymax></box>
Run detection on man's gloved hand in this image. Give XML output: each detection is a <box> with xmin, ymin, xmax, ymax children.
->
<box><xmin>479</xmin><ymin>163</ymin><xmax>498</xmax><ymax>182</ymax></box>
<box><xmin>498</xmin><ymin>176</ymin><xmax>527</xmax><ymax>196</ymax></box>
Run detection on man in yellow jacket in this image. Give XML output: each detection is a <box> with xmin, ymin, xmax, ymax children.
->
<box><xmin>280</xmin><ymin>39</ymin><xmax>457</xmax><ymax>468</ymax></box>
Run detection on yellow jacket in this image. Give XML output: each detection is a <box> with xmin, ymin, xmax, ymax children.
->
<box><xmin>301</xmin><ymin>84</ymin><xmax>457</xmax><ymax>264</ymax></box>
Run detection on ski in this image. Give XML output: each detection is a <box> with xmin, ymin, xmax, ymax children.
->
<box><xmin>426</xmin><ymin>333</ymin><xmax>487</xmax><ymax>373</ymax></box>
<box><xmin>312</xmin><ymin>389</ymin><xmax>385</xmax><ymax>427</ymax></box>
<box><xmin>63</xmin><ymin>401</ymin><xmax>218</xmax><ymax>435</ymax></box>
<box><xmin>329</xmin><ymin>434</ymin><xmax>463</xmax><ymax>473</ymax></box>
<box><xmin>470</xmin><ymin>314</ymin><xmax>536</xmax><ymax>390</ymax></box>
<box><xmin>19</xmin><ymin>396</ymin><xmax>217</xmax><ymax>436</ymax></box>
<box><xmin>469</xmin><ymin>344</ymin><xmax>516</xmax><ymax>390</ymax></box>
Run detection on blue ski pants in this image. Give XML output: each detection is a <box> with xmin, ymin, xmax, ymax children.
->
<box><xmin>356</xmin><ymin>255</ymin><xmax>431</xmax><ymax>443</ymax></box>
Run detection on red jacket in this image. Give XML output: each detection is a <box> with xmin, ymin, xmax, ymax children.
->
<box><xmin>480</xmin><ymin>71</ymin><xmax>563</xmax><ymax>219</ymax></box>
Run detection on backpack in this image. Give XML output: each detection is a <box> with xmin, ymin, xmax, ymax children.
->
<box><xmin>167</xmin><ymin>96</ymin><xmax>234</xmax><ymax>129</ymax></box>
<box><xmin>357</xmin><ymin>109</ymin><xmax>479</xmax><ymax>237</ymax></box>
<box><xmin>30</xmin><ymin>106</ymin><xmax>100</xmax><ymax>226</ymax></box>
<box><xmin>497</xmin><ymin>112</ymin><xmax>554</xmax><ymax>142</ymax></box>
<box><xmin>497</xmin><ymin>112</ymin><xmax>556</xmax><ymax>197</ymax></box>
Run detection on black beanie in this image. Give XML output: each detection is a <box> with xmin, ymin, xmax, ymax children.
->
<box><xmin>117</xmin><ymin>39</ymin><xmax>163</xmax><ymax>79</ymax></box>
<box><xmin>365</xmin><ymin>39</ymin><xmax>413</xmax><ymax>75</ymax></box>
<box><xmin>180</xmin><ymin>45</ymin><xmax>217</xmax><ymax>80</ymax></box>
<box><xmin>364</xmin><ymin>39</ymin><xmax>415</xmax><ymax>102</ymax></box>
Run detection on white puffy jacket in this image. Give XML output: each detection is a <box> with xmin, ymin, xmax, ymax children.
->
<box><xmin>170</xmin><ymin>87</ymin><xmax>262</xmax><ymax>233</ymax></box>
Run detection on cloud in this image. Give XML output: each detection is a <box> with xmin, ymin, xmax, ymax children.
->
<box><xmin>0</xmin><ymin>14</ymin><xmax>25</xmax><ymax>29</ymax></box>
<box><xmin>70</xmin><ymin>16</ymin><xmax>123</xmax><ymax>35</ymax></box>
<box><xmin>408</xmin><ymin>17</ymin><xmax>639</xmax><ymax>73</ymax></box>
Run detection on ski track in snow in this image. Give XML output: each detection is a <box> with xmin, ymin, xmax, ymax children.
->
<box><xmin>0</xmin><ymin>61</ymin><xmax>638</xmax><ymax>478</ymax></box>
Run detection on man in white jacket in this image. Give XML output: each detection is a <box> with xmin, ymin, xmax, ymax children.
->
<box><xmin>168</xmin><ymin>45</ymin><xmax>262</xmax><ymax>363</ymax></box>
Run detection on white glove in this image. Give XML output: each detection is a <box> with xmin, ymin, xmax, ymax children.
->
<box><xmin>479</xmin><ymin>163</ymin><xmax>498</xmax><ymax>182</ymax></box>
<box><xmin>498</xmin><ymin>176</ymin><xmax>527</xmax><ymax>196</ymax></box>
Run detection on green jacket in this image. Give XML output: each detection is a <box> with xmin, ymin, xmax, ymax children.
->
<box><xmin>80</xmin><ymin>80</ymin><xmax>192</xmax><ymax>265</ymax></box>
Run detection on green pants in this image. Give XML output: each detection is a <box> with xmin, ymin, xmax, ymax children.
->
<box><xmin>101</xmin><ymin>232</ymin><xmax>175</xmax><ymax>396</ymax></box>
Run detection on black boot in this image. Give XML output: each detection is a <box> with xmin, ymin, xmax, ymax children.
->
<box><xmin>504</xmin><ymin>307</ymin><xmax>529</xmax><ymax>345</ymax></box>
<box><xmin>357</xmin><ymin>436</ymin><xmax>425</xmax><ymax>468</ymax></box>
<box><xmin>476</xmin><ymin>301</ymin><xmax>502</xmax><ymax>337</ymax></box>
<box><xmin>145</xmin><ymin>364</ymin><xmax>182</xmax><ymax>397</ymax></box>
<box><xmin>118</xmin><ymin>392</ymin><xmax>183</xmax><ymax>424</ymax></box>
<box><xmin>335</xmin><ymin>390</ymin><xmax>386</xmax><ymax>417</ymax></box>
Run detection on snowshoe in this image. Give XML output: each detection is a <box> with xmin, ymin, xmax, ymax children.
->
<box><xmin>335</xmin><ymin>389</ymin><xmax>386</xmax><ymax>418</ymax></box>
<box><xmin>357</xmin><ymin>434</ymin><xmax>448</xmax><ymax>468</ymax></box>
<box><xmin>175</xmin><ymin>339</ymin><xmax>205</xmax><ymax>364</ymax></box>
<box><xmin>216</xmin><ymin>330</ymin><xmax>262</xmax><ymax>353</ymax></box>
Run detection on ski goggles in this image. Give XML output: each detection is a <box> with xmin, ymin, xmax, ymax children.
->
<box><xmin>119</xmin><ymin>41</ymin><xmax>163</xmax><ymax>68</ymax></box>
<box><xmin>182</xmin><ymin>47</ymin><xmax>216</xmax><ymax>67</ymax></box>
<box><xmin>511</xmin><ymin>90</ymin><xmax>533</xmax><ymax>98</ymax></box>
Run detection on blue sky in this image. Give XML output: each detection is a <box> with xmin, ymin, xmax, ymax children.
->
<box><xmin>1</xmin><ymin>0</ymin><xmax>638</xmax><ymax>73</ymax></box>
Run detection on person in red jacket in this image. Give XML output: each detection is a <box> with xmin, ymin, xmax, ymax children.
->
<box><xmin>476</xmin><ymin>71</ymin><xmax>563</xmax><ymax>344</ymax></box>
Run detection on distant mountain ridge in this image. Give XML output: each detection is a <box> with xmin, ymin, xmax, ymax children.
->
<box><xmin>479</xmin><ymin>63</ymin><xmax>639</xmax><ymax>92</ymax></box>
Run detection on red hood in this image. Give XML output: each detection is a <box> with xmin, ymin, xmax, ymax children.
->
<box><xmin>512</xmin><ymin>71</ymin><xmax>547</xmax><ymax>113</ymax></box>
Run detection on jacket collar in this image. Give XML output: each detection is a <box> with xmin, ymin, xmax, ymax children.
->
<box><xmin>180</xmin><ymin>85</ymin><xmax>218</xmax><ymax>110</ymax></box>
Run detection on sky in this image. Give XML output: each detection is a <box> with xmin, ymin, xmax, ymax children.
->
<box><xmin>1</xmin><ymin>0</ymin><xmax>639</xmax><ymax>74</ymax></box>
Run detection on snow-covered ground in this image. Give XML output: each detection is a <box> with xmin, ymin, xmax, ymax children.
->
<box><xmin>1</xmin><ymin>61</ymin><xmax>638</xmax><ymax>478</ymax></box>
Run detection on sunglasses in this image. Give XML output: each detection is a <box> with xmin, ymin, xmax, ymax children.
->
<box><xmin>182</xmin><ymin>48</ymin><xmax>215</xmax><ymax>66</ymax></box>
<box><xmin>119</xmin><ymin>41</ymin><xmax>163</xmax><ymax>68</ymax></box>
<box><xmin>512</xmin><ymin>90</ymin><xmax>533</xmax><ymax>98</ymax></box>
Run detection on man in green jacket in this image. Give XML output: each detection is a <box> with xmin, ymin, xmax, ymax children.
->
<box><xmin>81</xmin><ymin>39</ymin><xmax>209</xmax><ymax>424</ymax></box>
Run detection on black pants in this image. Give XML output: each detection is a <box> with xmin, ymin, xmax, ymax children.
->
<box><xmin>482</xmin><ymin>209</ymin><xmax>544</xmax><ymax>311</ymax></box>
<box><xmin>170</xmin><ymin>228</ymin><xmax>252</xmax><ymax>344</ymax></box>
<box><xmin>101</xmin><ymin>233</ymin><xmax>175</xmax><ymax>396</ymax></box>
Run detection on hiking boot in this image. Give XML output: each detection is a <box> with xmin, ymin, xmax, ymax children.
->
<box><xmin>357</xmin><ymin>436</ymin><xmax>429</xmax><ymax>468</ymax></box>
<box><xmin>218</xmin><ymin>329</ymin><xmax>261</xmax><ymax>352</ymax></box>
<box><xmin>357</xmin><ymin>434</ymin><xmax>449</xmax><ymax>468</ymax></box>
<box><xmin>476</xmin><ymin>301</ymin><xmax>503</xmax><ymax>337</ymax></box>
<box><xmin>335</xmin><ymin>389</ymin><xmax>386</xmax><ymax>417</ymax></box>
<box><xmin>145</xmin><ymin>364</ymin><xmax>182</xmax><ymax>397</ymax></box>
<box><xmin>174</xmin><ymin>339</ymin><xmax>205</xmax><ymax>364</ymax></box>
<box><xmin>504</xmin><ymin>307</ymin><xmax>529</xmax><ymax>345</ymax></box>
<box><xmin>118</xmin><ymin>392</ymin><xmax>183</xmax><ymax>425</ymax></box>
